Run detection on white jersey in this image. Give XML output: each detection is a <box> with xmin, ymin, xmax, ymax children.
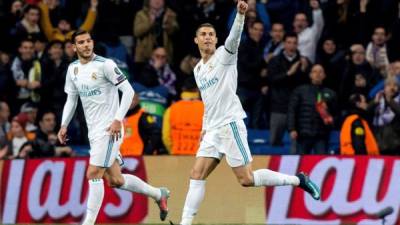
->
<box><xmin>194</xmin><ymin>13</ymin><xmax>247</xmax><ymax>131</ymax></box>
<box><xmin>64</xmin><ymin>55</ymin><xmax>127</xmax><ymax>141</ymax></box>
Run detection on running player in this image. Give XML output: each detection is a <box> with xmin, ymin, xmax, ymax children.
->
<box><xmin>175</xmin><ymin>1</ymin><xmax>320</xmax><ymax>225</ymax></box>
<box><xmin>57</xmin><ymin>30</ymin><xmax>169</xmax><ymax>225</ymax></box>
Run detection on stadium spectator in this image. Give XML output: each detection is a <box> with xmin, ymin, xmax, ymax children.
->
<box><xmin>11</xmin><ymin>38</ymin><xmax>42</xmax><ymax>109</ymax></box>
<box><xmin>9</xmin><ymin>4</ymin><xmax>42</xmax><ymax>48</ymax></box>
<box><xmin>6</xmin><ymin>113</ymin><xmax>35</xmax><ymax>159</ymax></box>
<box><xmin>120</xmin><ymin>94</ymin><xmax>165</xmax><ymax>156</ymax></box>
<box><xmin>372</xmin><ymin>77</ymin><xmax>400</xmax><ymax>155</ymax></box>
<box><xmin>369</xmin><ymin>60</ymin><xmax>400</xmax><ymax>98</ymax></box>
<box><xmin>162</xmin><ymin>78</ymin><xmax>203</xmax><ymax>155</ymax></box>
<box><xmin>315</xmin><ymin>38</ymin><xmax>346</xmax><ymax>94</ymax></box>
<box><xmin>293</xmin><ymin>0</ymin><xmax>324</xmax><ymax>63</ymax></box>
<box><xmin>33</xmin><ymin>110</ymin><xmax>73</xmax><ymax>157</ymax></box>
<box><xmin>33</xmin><ymin>33</ymin><xmax>47</xmax><ymax>60</ymax></box>
<box><xmin>38</xmin><ymin>0</ymin><xmax>98</xmax><ymax>42</ymax></box>
<box><xmin>40</xmin><ymin>40</ymin><xmax>68</xmax><ymax>116</ymax></box>
<box><xmin>0</xmin><ymin>102</ymin><xmax>11</xmax><ymax>158</ymax></box>
<box><xmin>288</xmin><ymin>64</ymin><xmax>337</xmax><ymax>154</ymax></box>
<box><xmin>0</xmin><ymin>51</ymin><xmax>16</xmax><ymax>104</ymax></box>
<box><xmin>138</xmin><ymin>47</ymin><xmax>177</xmax><ymax>96</ymax></box>
<box><xmin>179</xmin><ymin>54</ymin><xmax>199</xmax><ymax>77</ymax></box>
<box><xmin>340</xmin><ymin>44</ymin><xmax>381</xmax><ymax>107</ymax></box>
<box><xmin>227</xmin><ymin>0</ymin><xmax>271</xmax><ymax>41</ymax></box>
<box><xmin>267</xmin><ymin>33</ymin><xmax>309</xmax><ymax>146</ymax></box>
<box><xmin>322</xmin><ymin>0</ymin><xmax>372</xmax><ymax>49</ymax></box>
<box><xmin>366</xmin><ymin>26</ymin><xmax>390</xmax><ymax>74</ymax></box>
<box><xmin>350</xmin><ymin>73</ymin><xmax>370</xmax><ymax>98</ymax></box>
<box><xmin>265</xmin><ymin>0</ymin><xmax>308</xmax><ymax>32</ymax></box>
<box><xmin>340</xmin><ymin>94</ymin><xmax>379</xmax><ymax>155</ymax></box>
<box><xmin>20</xmin><ymin>102</ymin><xmax>38</xmax><ymax>133</ymax></box>
<box><xmin>133</xmin><ymin>0</ymin><xmax>179</xmax><ymax>64</ymax></box>
<box><xmin>178</xmin><ymin>0</ymin><xmax>231</xmax><ymax>57</ymax></box>
<box><xmin>0</xmin><ymin>0</ymin><xmax>24</xmax><ymax>52</ymax></box>
<box><xmin>263</xmin><ymin>22</ymin><xmax>284</xmax><ymax>63</ymax></box>
<box><xmin>237</xmin><ymin>20</ymin><xmax>267</xmax><ymax>128</ymax></box>
<box><xmin>63</xmin><ymin>39</ymin><xmax>75</xmax><ymax>62</ymax></box>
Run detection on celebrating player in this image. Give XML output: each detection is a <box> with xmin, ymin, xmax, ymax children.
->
<box><xmin>57</xmin><ymin>30</ymin><xmax>169</xmax><ymax>225</ymax></box>
<box><xmin>176</xmin><ymin>1</ymin><xmax>321</xmax><ymax>225</ymax></box>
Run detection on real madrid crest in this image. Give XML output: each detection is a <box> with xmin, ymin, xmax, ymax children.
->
<box><xmin>91</xmin><ymin>72</ymin><xmax>97</xmax><ymax>80</ymax></box>
<box><xmin>74</xmin><ymin>67</ymin><xmax>78</xmax><ymax>75</ymax></box>
<box><xmin>114</xmin><ymin>67</ymin><xmax>122</xmax><ymax>75</ymax></box>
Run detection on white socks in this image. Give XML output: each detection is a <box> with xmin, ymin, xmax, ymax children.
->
<box><xmin>180</xmin><ymin>179</ymin><xmax>206</xmax><ymax>225</ymax></box>
<box><xmin>119</xmin><ymin>174</ymin><xmax>161</xmax><ymax>200</ymax></box>
<box><xmin>82</xmin><ymin>179</ymin><xmax>104</xmax><ymax>225</ymax></box>
<box><xmin>253</xmin><ymin>169</ymin><xmax>300</xmax><ymax>186</ymax></box>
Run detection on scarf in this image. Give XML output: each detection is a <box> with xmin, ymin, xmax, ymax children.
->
<box><xmin>150</xmin><ymin>60</ymin><xmax>177</xmax><ymax>95</ymax></box>
<box><xmin>21</xmin><ymin>18</ymin><xmax>40</xmax><ymax>34</ymax></box>
<box><xmin>366</xmin><ymin>42</ymin><xmax>389</xmax><ymax>70</ymax></box>
<box><xmin>373</xmin><ymin>94</ymin><xmax>400</xmax><ymax>126</ymax></box>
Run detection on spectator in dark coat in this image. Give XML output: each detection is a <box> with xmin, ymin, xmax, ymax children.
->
<box><xmin>32</xmin><ymin>111</ymin><xmax>73</xmax><ymax>157</ymax></box>
<box><xmin>340</xmin><ymin>44</ymin><xmax>381</xmax><ymax>109</ymax></box>
<box><xmin>288</xmin><ymin>64</ymin><xmax>337</xmax><ymax>154</ymax></box>
<box><xmin>40</xmin><ymin>40</ymin><xmax>68</xmax><ymax>118</ymax></box>
<box><xmin>267</xmin><ymin>33</ymin><xmax>309</xmax><ymax>146</ymax></box>
<box><xmin>10</xmin><ymin>4</ymin><xmax>42</xmax><ymax>49</ymax></box>
<box><xmin>316</xmin><ymin>38</ymin><xmax>346</xmax><ymax>93</ymax></box>
<box><xmin>237</xmin><ymin>20</ymin><xmax>267</xmax><ymax>128</ymax></box>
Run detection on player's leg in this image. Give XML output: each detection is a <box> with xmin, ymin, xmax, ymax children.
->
<box><xmin>82</xmin><ymin>136</ymin><xmax>117</xmax><ymax>225</ymax></box>
<box><xmin>104</xmin><ymin>159</ymin><xmax>170</xmax><ymax>221</ymax></box>
<box><xmin>227</xmin><ymin>120</ymin><xmax>320</xmax><ymax>200</ymax></box>
<box><xmin>180</xmin><ymin>156</ymin><xmax>220</xmax><ymax>225</ymax></box>
<box><xmin>82</xmin><ymin>165</ymin><xmax>107</xmax><ymax>225</ymax></box>
<box><xmin>232</xmin><ymin>163</ymin><xmax>299</xmax><ymax>187</ymax></box>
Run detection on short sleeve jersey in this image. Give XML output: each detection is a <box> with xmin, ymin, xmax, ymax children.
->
<box><xmin>194</xmin><ymin>46</ymin><xmax>246</xmax><ymax>130</ymax></box>
<box><xmin>64</xmin><ymin>55</ymin><xmax>127</xmax><ymax>141</ymax></box>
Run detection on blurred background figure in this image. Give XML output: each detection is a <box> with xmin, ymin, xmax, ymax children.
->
<box><xmin>340</xmin><ymin>94</ymin><xmax>379</xmax><ymax>155</ymax></box>
<box><xmin>120</xmin><ymin>94</ymin><xmax>165</xmax><ymax>156</ymax></box>
<box><xmin>162</xmin><ymin>78</ymin><xmax>203</xmax><ymax>155</ymax></box>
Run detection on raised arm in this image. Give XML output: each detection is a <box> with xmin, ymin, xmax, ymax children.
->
<box><xmin>309</xmin><ymin>0</ymin><xmax>324</xmax><ymax>39</ymax></box>
<box><xmin>224</xmin><ymin>0</ymin><xmax>248</xmax><ymax>54</ymax></box>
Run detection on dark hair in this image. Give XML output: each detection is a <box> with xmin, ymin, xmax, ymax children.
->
<box><xmin>23</xmin><ymin>4</ymin><xmax>39</xmax><ymax>15</ymax></box>
<box><xmin>37</xmin><ymin>109</ymin><xmax>55</xmax><ymax>123</ymax></box>
<box><xmin>182</xmin><ymin>77</ymin><xmax>198</xmax><ymax>91</ymax></box>
<box><xmin>374</xmin><ymin>26</ymin><xmax>387</xmax><ymax>35</ymax></box>
<box><xmin>195</xmin><ymin>23</ymin><xmax>216</xmax><ymax>36</ymax></box>
<box><xmin>71</xmin><ymin>30</ymin><xmax>90</xmax><ymax>43</ymax></box>
<box><xmin>283</xmin><ymin>32</ymin><xmax>298</xmax><ymax>41</ymax></box>
<box><xmin>47</xmin><ymin>40</ymin><xmax>64</xmax><ymax>48</ymax></box>
<box><xmin>250</xmin><ymin>19</ymin><xmax>264</xmax><ymax>28</ymax></box>
<box><xmin>19</xmin><ymin>38</ymin><xmax>34</xmax><ymax>47</ymax></box>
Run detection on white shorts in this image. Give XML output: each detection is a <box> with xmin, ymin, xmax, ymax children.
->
<box><xmin>197</xmin><ymin>120</ymin><xmax>253</xmax><ymax>167</ymax></box>
<box><xmin>89</xmin><ymin>135</ymin><xmax>124</xmax><ymax>168</ymax></box>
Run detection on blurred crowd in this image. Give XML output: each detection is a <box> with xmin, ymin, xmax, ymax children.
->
<box><xmin>1</xmin><ymin>0</ymin><xmax>400</xmax><ymax>159</ymax></box>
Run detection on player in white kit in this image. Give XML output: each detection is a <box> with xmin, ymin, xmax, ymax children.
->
<box><xmin>174</xmin><ymin>1</ymin><xmax>321</xmax><ymax>225</ymax></box>
<box><xmin>57</xmin><ymin>30</ymin><xmax>169</xmax><ymax>225</ymax></box>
